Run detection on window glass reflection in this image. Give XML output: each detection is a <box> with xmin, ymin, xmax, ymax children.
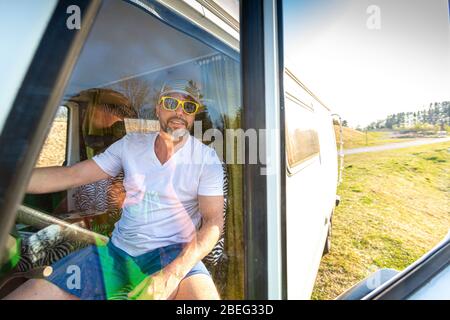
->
<box><xmin>10</xmin><ymin>0</ymin><xmax>243</xmax><ymax>300</ymax></box>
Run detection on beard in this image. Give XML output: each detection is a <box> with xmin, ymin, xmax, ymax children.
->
<box><xmin>161</xmin><ymin>116</ymin><xmax>190</xmax><ymax>141</ymax></box>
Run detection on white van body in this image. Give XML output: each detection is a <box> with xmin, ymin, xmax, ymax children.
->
<box><xmin>283</xmin><ymin>71</ymin><xmax>339</xmax><ymax>299</ymax></box>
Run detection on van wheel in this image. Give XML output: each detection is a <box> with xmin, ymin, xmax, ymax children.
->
<box><xmin>322</xmin><ymin>218</ymin><xmax>332</xmax><ymax>256</ymax></box>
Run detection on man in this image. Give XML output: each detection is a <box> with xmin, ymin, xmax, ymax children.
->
<box><xmin>5</xmin><ymin>79</ymin><xmax>224</xmax><ymax>300</ymax></box>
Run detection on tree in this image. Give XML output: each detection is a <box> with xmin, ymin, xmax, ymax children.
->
<box><xmin>113</xmin><ymin>77</ymin><xmax>154</xmax><ymax>118</ymax></box>
<box><xmin>350</xmin><ymin>101</ymin><xmax>449</xmax><ymax>132</ymax></box>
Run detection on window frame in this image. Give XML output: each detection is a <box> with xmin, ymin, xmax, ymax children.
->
<box><xmin>0</xmin><ymin>0</ymin><xmax>102</xmax><ymax>261</ymax></box>
<box><xmin>125</xmin><ymin>0</ymin><xmax>239</xmax><ymax>62</ymax></box>
<box><xmin>241</xmin><ymin>0</ymin><xmax>287</xmax><ymax>299</ymax></box>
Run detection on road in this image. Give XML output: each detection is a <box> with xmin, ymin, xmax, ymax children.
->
<box><xmin>344</xmin><ymin>137</ymin><xmax>450</xmax><ymax>155</ymax></box>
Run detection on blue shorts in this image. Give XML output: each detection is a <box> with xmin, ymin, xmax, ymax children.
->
<box><xmin>46</xmin><ymin>241</ymin><xmax>210</xmax><ymax>300</ymax></box>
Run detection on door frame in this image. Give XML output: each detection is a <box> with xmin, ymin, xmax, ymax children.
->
<box><xmin>241</xmin><ymin>0</ymin><xmax>287</xmax><ymax>299</ymax></box>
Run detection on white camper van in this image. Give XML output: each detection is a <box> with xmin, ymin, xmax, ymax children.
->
<box><xmin>0</xmin><ymin>0</ymin><xmax>343</xmax><ymax>299</ymax></box>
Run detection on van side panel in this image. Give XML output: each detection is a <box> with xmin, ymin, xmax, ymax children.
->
<box><xmin>284</xmin><ymin>76</ymin><xmax>338</xmax><ymax>299</ymax></box>
<box><xmin>286</xmin><ymin>155</ymin><xmax>325</xmax><ymax>299</ymax></box>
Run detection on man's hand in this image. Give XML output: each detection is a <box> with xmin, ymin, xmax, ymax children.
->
<box><xmin>127</xmin><ymin>268</ymin><xmax>182</xmax><ymax>300</ymax></box>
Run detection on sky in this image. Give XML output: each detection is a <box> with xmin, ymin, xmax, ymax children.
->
<box><xmin>1</xmin><ymin>1</ymin><xmax>448</xmax><ymax>130</ymax></box>
<box><xmin>283</xmin><ymin>0</ymin><xmax>450</xmax><ymax>128</ymax></box>
<box><xmin>0</xmin><ymin>0</ymin><xmax>57</xmax><ymax>133</ymax></box>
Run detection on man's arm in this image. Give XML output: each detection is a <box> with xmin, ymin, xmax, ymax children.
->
<box><xmin>27</xmin><ymin>159</ymin><xmax>111</xmax><ymax>194</ymax></box>
<box><xmin>165</xmin><ymin>195</ymin><xmax>224</xmax><ymax>277</ymax></box>
<box><xmin>128</xmin><ymin>195</ymin><xmax>224</xmax><ymax>300</ymax></box>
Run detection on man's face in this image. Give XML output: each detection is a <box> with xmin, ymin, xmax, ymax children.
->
<box><xmin>156</xmin><ymin>92</ymin><xmax>197</xmax><ymax>139</ymax></box>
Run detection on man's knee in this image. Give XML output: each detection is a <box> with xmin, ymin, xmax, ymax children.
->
<box><xmin>3</xmin><ymin>278</ymin><xmax>78</xmax><ymax>300</ymax></box>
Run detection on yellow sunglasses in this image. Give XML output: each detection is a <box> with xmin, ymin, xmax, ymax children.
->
<box><xmin>159</xmin><ymin>96</ymin><xmax>200</xmax><ymax>115</ymax></box>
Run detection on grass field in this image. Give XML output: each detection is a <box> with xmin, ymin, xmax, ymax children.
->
<box><xmin>334</xmin><ymin>126</ymin><xmax>414</xmax><ymax>149</ymax></box>
<box><xmin>312</xmin><ymin>141</ymin><xmax>450</xmax><ymax>300</ymax></box>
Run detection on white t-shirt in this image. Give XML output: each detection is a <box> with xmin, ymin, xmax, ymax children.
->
<box><xmin>92</xmin><ymin>132</ymin><xmax>224</xmax><ymax>256</ymax></box>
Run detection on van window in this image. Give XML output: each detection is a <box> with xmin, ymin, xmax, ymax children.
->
<box><xmin>23</xmin><ymin>106</ymin><xmax>69</xmax><ymax>215</ymax></box>
<box><xmin>36</xmin><ymin>106</ymin><xmax>68</xmax><ymax>167</ymax></box>
<box><xmin>17</xmin><ymin>0</ymin><xmax>243</xmax><ymax>300</ymax></box>
<box><xmin>285</xmin><ymin>97</ymin><xmax>320</xmax><ymax>171</ymax></box>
